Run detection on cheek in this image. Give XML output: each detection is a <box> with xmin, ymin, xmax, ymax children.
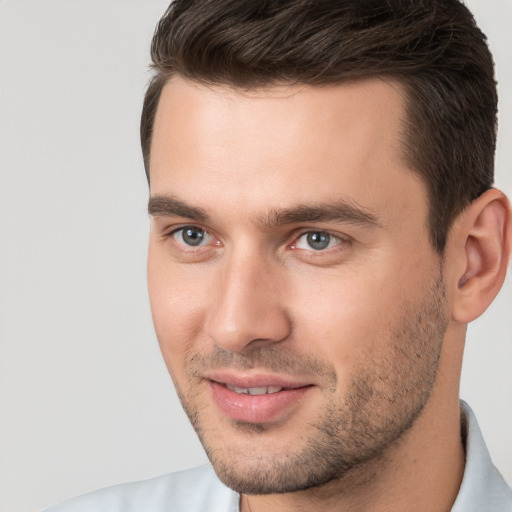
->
<box><xmin>289</xmin><ymin>266</ymin><xmax>404</xmax><ymax>377</ymax></box>
<box><xmin>147</xmin><ymin>250</ymin><xmax>209</xmax><ymax>374</ymax></box>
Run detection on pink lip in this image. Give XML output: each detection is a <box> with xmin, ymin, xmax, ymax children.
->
<box><xmin>206</xmin><ymin>372</ymin><xmax>314</xmax><ymax>423</ymax></box>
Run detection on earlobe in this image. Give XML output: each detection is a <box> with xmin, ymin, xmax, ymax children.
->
<box><xmin>451</xmin><ymin>189</ymin><xmax>512</xmax><ymax>324</ymax></box>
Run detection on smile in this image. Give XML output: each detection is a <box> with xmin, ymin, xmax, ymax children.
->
<box><xmin>208</xmin><ymin>376</ymin><xmax>314</xmax><ymax>423</ymax></box>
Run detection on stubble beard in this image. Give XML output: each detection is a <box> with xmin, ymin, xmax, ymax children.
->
<box><xmin>173</xmin><ymin>274</ymin><xmax>448</xmax><ymax>495</ymax></box>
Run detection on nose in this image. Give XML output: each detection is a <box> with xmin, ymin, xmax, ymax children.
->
<box><xmin>204</xmin><ymin>250</ymin><xmax>292</xmax><ymax>353</ymax></box>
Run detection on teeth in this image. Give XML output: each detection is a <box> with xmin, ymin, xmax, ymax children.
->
<box><xmin>248</xmin><ymin>387</ymin><xmax>268</xmax><ymax>396</ymax></box>
<box><xmin>231</xmin><ymin>386</ymin><xmax>249</xmax><ymax>394</ymax></box>
<box><xmin>226</xmin><ymin>385</ymin><xmax>283</xmax><ymax>395</ymax></box>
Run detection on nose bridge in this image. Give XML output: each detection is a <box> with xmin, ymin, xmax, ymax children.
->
<box><xmin>204</xmin><ymin>245</ymin><xmax>290</xmax><ymax>352</ymax></box>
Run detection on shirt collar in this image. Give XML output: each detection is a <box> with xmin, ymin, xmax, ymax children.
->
<box><xmin>451</xmin><ymin>401</ymin><xmax>512</xmax><ymax>511</ymax></box>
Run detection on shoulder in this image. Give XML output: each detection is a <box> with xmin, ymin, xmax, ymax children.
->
<box><xmin>43</xmin><ymin>465</ymin><xmax>239</xmax><ymax>512</ymax></box>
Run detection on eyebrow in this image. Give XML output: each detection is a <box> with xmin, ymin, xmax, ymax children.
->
<box><xmin>262</xmin><ymin>202</ymin><xmax>380</xmax><ymax>228</ymax></box>
<box><xmin>148</xmin><ymin>194</ymin><xmax>381</xmax><ymax>228</ymax></box>
<box><xmin>148</xmin><ymin>195</ymin><xmax>209</xmax><ymax>222</ymax></box>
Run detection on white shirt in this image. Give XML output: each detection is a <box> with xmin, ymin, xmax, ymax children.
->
<box><xmin>44</xmin><ymin>402</ymin><xmax>512</xmax><ymax>511</ymax></box>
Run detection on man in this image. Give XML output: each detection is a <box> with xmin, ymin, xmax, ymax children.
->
<box><xmin>46</xmin><ymin>0</ymin><xmax>512</xmax><ymax>511</ymax></box>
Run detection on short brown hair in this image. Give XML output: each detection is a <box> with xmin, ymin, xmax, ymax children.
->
<box><xmin>141</xmin><ymin>0</ymin><xmax>497</xmax><ymax>252</ymax></box>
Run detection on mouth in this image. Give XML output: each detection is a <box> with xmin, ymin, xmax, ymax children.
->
<box><xmin>206</xmin><ymin>373</ymin><xmax>314</xmax><ymax>424</ymax></box>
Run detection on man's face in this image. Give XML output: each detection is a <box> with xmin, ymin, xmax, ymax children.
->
<box><xmin>147</xmin><ymin>77</ymin><xmax>449</xmax><ymax>493</ymax></box>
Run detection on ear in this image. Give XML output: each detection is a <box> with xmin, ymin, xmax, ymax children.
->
<box><xmin>450</xmin><ymin>188</ymin><xmax>512</xmax><ymax>324</ymax></box>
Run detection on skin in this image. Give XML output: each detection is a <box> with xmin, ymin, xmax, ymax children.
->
<box><xmin>147</xmin><ymin>76</ymin><xmax>511</xmax><ymax>511</ymax></box>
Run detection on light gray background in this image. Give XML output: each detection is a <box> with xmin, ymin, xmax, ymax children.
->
<box><xmin>0</xmin><ymin>1</ymin><xmax>510</xmax><ymax>511</ymax></box>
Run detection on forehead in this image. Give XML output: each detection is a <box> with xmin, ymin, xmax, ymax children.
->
<box><xmin>149</xmin><ymin>76</ymin><xmax>427</xmax><ymax>229</ymax></box>
<box><xmin>151</xmin><ymin>76</ymin><xmax>408</xmax><ymax>168</ymax></box>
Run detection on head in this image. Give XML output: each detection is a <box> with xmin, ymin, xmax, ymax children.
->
<box><xmin>141</xmin><ymin>0</ymin><xmax>498</xmax><ymax>253</ymax></box>
<box><xmin>143</xmin><ymin>0</ymin><xmax>511</xmax><ymax>501</ymax></box>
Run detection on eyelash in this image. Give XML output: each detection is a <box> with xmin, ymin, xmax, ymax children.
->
<box><xmin>167</xmin><ymin>225</ymin><xmax>219</xmax><ymax>249</ymax></box>
<box><xmin>164</xmin><ymin>225</ymin><xmax>351</xmax><ymax>255</ymax></box>
<box><xmin>291</xmin><ymin>231</ymin><xmax>345</xmax><ymax>252</ymax></box>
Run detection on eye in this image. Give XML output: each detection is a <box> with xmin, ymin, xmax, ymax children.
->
<box><xmin>294</xmin><ymin>231</ymin><xmax>341</xmax><ymax>251</ymax></box>
<box><xmin>172</xmin><ymin>226</ymin><xmax>212</xmax><ymax>247</ymax></box>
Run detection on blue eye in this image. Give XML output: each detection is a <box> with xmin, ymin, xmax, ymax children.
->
<box><xmin>295</xmin><ymin>231</ymin><xmax>340</xmax><ymax>251</ymax></box>
<box><xmin>173</xmin><ymin>226</ymin><xmax>208</xmax><ymax>246</ymax></box>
